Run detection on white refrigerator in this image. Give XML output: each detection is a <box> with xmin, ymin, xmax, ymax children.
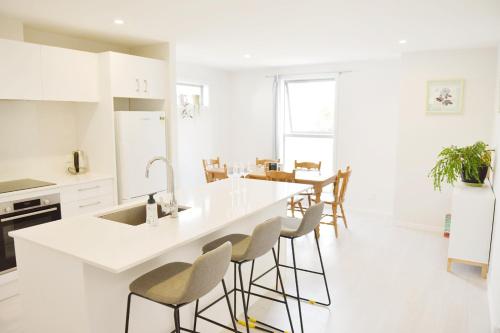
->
<box><xmin>115</xmin><ymin>111</ymin><xmax>168</xmax><ymax>203</ymax></box>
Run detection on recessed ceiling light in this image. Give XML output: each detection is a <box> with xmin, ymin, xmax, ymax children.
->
<box><xmin>114</xmin><ymin>19</ymin><xmax>124</xmax><ymax>25</ymax></box>
<box><xmin>243</xmin><ymin>54</ymin><xmax>252</xmax><ymax>59</ymax></box>
<box><xmin>399</xmin><ymin>39</ymin><xmax>407</xmax><ymax>44</ymax></box>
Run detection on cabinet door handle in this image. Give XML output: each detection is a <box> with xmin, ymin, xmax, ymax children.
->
<box><xmin>144</xmin><ymin>79</ymin><xmax>148</xmax><ymax>93</ymax></box>
<box><xmin>79</xmin><ymin>201</ymin><xmax>101</xmax><ymax>209</ymax></box>
<box><xmin>136</xmin><ymin>78</ymin><xmax>140</xmax><ymax>92</ymax></box>
<box><xmin>78</xmin><ymin>185</ymin><xmax>100</xmax><ymax>192</ymax></box>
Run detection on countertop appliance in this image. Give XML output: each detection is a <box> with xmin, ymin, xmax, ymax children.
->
<box><xmin>115</xmin><ymin>111</ymin><xmax>167</xmax><ymax>203</ymax></box>
<box><xmin>68</xmin><ymin>150</ymin><xmax>88</xmax><ymax>175</ymax></box>
<box><xmin>0</xmin><ymin>193</ymin><xmax>61</xmax><ymax>274</ymax></box>
<box><xmin>0</xmin><ymin>179</ymin><xmax>56</xmax><ymax>194</ymax></box>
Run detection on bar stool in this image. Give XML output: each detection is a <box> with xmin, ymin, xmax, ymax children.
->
<box><xmin>253</xmin><ymin>203</ymin><xmax>331</xmax><ymax>333</ymax></box>
<box><xmin>200</xmin><ymin>217</ymin><xmax>294</xmax><ymax>333</ymax></box>
<box><xmin>124</xmin><ymin>242</ymin><xmax>237</xmax><ymax>333</ymax></box>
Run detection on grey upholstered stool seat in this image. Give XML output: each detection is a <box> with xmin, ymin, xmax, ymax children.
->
<box><xmin>199</xmin><ymin>218</ymin><xmax>295</xmax><ymax>333</ymax></box>
<box><xmin>129</xmin><ymin>262</ymin><xmax>196</xmax><ymax>305</ymax></box>
<box><xmin>273</xmin><ymin>202</ymin><xmax>331</xmax><ymax>333</ymax></box>
<box><xmin>202</xmin><ymin>234</ymin><xmax>251</xmax><ymax>262</ymax></box>
<box><xmin>125</xmin><ymin>242</ymin><xmax>237</xmax><ymax>333</ymax></box>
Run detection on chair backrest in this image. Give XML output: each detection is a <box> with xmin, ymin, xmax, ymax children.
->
<box><xmin>243</xmin><ymin>217</ymin><xmax>282</xmax><ymax>260</ymax></box>
<box><xmin>294</xmin><ymin>160</ymin><xmax>321</xmax><ymax>171</ymax></box>
<box><xmin>181</xmin><ymin>242</ymin><xmax>232</xmax><ymax>304</ymax></box>
<box><xmin>202</xmin><ymin>157</ymin><xmax>221</xmax><ymax>183</ymax></box>
<box><xmin>256</xmin><ymin>158</ymin><xmax>280</xmax><ymax>167</ymax></box>
<box><xmin>294</xmin><ymin>202</ymin><xmax>324</xmax><ymax>237</ymax></box>
<box><xmin>333</xmin><ymin>166</ymin><xmax>352</xmax><ymax>204</ymax></box>
<box><xmin>210</xmin><ymin>164</ymin><xmax>228</xmax><ymax>182</ymax></box>
<box><xmin>265</xmin><ymin>170</ymin><xmax>296</xmax><ymax>183</ymax></box>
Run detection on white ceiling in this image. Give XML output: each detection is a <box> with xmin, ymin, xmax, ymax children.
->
<box><xmin>1</xmin><ymin>0</ymin><xmax>499</xmax><ymax>69</ymax></box>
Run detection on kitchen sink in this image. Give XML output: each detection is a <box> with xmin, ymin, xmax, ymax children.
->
<box><xmin>99</xmin><ymin>204</ymin><xmax>189</xmax><ymax>226</ymax></box>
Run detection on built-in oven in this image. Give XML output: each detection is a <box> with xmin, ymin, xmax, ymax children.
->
<box><xmin>0</xmin><ymin>193</ymin><xmax>61</xmax><ymax>274</ymax></box>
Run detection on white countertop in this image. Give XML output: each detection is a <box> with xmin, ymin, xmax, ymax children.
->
<box><xmin>10</xmin><ymin>178</ymin><xmax>310</xmax><ymax>273</ymax></box>
<box><xmin>0</xmin><ymin>173</ymin><xmax>114</xmax><ymax>201</ymax></box>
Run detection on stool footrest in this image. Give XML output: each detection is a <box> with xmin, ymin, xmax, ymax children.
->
<box><xmin>242</xmin><ymin>316</ymin><xmax>289</xmax><ymax>333</ymax></box>
<box><xmin>279</xmin><ymin>263</ymin><xmax>324</xmax><ymax>275</ymax></box>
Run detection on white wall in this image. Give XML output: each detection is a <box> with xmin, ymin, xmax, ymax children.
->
<box><xmin>175</xmin><ymin>63</ymin><xmax>232</xmax><ymax>191</ymax></box>
<box><xmin>394</xmin><ymin>48</ymin><xmax>497</xmax><ymax>230</ymax></box>
<box><xmin>488</xmin><ymin>45</ymin><xmax>500</xmax><ymax>333</ymax></box>
<box><xmin>226</xmin><ymin>59</ymin><xmax>401</xmax><ymax>215</ymax></box>
<box><xmin>0</xmin><ymin>101</ymin><xmax>79</xmax><ymax>179</ymax></box>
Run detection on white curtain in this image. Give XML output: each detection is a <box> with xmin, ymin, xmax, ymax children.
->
<box><xmin>272</xmin><ymin>74</ymin><xmax>280</xmax><ymax>160</ymax></box>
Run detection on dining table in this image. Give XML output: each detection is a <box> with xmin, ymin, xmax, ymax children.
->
<box><xmin>206</xmin><ymin>165</ymin><xmax>337</xmax><ymax>237</ymax></box>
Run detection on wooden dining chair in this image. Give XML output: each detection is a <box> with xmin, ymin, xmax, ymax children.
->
<box><xmin>294</xmin><ymin>160</ymin><xmax>322</xmax><ymax>206</ymax></box>
<box><xmin>256</xmin><ymin>158</ymin><xmax>280</xmax><ymax>170</ymax></box>
<box><xmin>202</xmin><ymin>157</ymin><xmax>221</xmax><ymax>183</ymax></box>
<box><xmin>321</xmin><ymin>166</ymin><xmax>352</xmax><ymax>238</ymax></box>
<box><xmin>266</xmin><ymin>170</ymin><xmax>305</xmax><ymax>217</ymax></box>
<box><xmin>206</xmin><ymin>164</ymin><xmax>229</xmax><ymax>183</ymax></box>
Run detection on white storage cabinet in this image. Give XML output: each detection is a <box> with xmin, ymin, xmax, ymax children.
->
<box><xmin>0</xmin><ymin>39</ymin><xmax>42</xmax><ymax>100</ymax></box>
<box><xmin>108</xmin><ymin>52</ymin><xmax>166</xmax><ymax>99</ymax></box>
<box><xmin>40</xmin><ymin>45</ymin><xmax>99</xmax><ymax>102</ymax></box>
<box><xmin>447</xmin><ymin>183</ymin><xmax>495</xmax><ymax>278</ymax></box>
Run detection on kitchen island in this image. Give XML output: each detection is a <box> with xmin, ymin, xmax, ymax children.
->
<box><xmin>10</xmin><ymin>178</ymin><xmax>309</xmax><ymax>333</ymax></box>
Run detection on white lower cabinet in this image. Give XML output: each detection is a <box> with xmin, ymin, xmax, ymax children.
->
<box><xmin>62</xmin><ymin>195</ymin><xmax>114</xmax><ymax>218</ymax></box>
<box><xmin>447</xmin><ymin>183</ymin><xmax>495</xmax><ymax>278</ymax></box>
<box><xmin>61</xmin><ymin>178</ymin><xmax>115</xmax><ymax>218</ymax></box>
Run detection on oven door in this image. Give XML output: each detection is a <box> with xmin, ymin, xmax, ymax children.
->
<box><xmin>0</xmin><ymin>203</ymin><xmax>61</xmax><ymax>273</ymax></box>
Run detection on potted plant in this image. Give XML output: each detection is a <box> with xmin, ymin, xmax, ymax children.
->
<box><xmin>429</xmin><ymin>141</ymin><xmax>492</xmax><ymax>191</ymax></box>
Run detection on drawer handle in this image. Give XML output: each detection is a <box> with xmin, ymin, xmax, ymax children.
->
<box><xmin>78</xmin><ymin>185</ymin><xmax>100</xmax><ymax>192</ymax></box>
<box><xmin>79</xmin><ymin>201</ymin><xmax>101</xmax><ymax>208</ymax></box>
<box><xmin>136</xmin><ymin>78</ymin><xmax>140</xmax><ymax>92</ymax></box>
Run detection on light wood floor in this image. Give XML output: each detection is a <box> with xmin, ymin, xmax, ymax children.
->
<box><xmin>0</xmin><ymin>212</ymin><xmax>490</xmax><ymax>333</ymax></box>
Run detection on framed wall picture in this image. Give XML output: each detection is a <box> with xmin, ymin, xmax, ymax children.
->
<box><xmin>426</xmin><ymin>79</ymin><xmax>464</xmax><ymax>114</ymax></box>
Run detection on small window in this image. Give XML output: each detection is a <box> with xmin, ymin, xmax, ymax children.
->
<box><xmin>176</xmin><ymin>83</ymin><xmax>209</xmax><ymax>107</ymax></box>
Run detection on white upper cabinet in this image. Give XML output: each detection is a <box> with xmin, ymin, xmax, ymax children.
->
<box><xmin>41</xmin><ymin>46</ymin><xmax>99</xmax><ymax>102</ymax></box>
<box><xmin>108</xmin><ymin>52</ymin><xmax>166</xmax><ymax>99</ymax></box>
<box><xmin>0</xmin><ymin>39</ymin><xmax>42</xmax><ymax>100</ymax></box>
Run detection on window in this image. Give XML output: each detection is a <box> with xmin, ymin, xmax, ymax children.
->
<box><xmin>277</xmin><ymin>75</ymin><xmax>337</xmax><ymax>172</ymax></box>
<box><xmin>176</xmin><ymin>83</ymin><xmax>209</xmax><ymax>107</ymax></box>
<box><xmin>176</xmin><ymin>83</ymin><xmax>209</xmax><ymax>119</ymax></box>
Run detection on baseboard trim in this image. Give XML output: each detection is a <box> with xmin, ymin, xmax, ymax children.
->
<box><xmin>395</xmin><ymin>221</ymin><xmax>442</xmax><ymax>233</ymax></box>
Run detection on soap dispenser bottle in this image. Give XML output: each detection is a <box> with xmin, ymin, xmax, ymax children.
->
<box><xmin>146</xmin><ymin>193</ymin><xmax>159</xmax><ymax>226</ymax></box>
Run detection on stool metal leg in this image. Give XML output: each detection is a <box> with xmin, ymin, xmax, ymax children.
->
<box><xmin>315</xmin><ymin>235</ymin><xmax>331</xmax><ymax>306</ymax></box>
<box><xmin>174</xmin><ymin>307</ymin><xmax>181</xmax><ymax>333</ymax></box>
<box><xmin>125</xmin><ymin>293</ymin><xmax>132</xmax><ymax>333</ymax></box>
<box><xmin>291</xmin><ymin>238</ymin><xmax>304</xmax><ymax>333</ymax></box>
<box><xmin>238</xmin><ymin>263</ymin><xmax>251</xmax><ymax>333</ymax></box>
<box><xmin>275</xmin><ymin>237</ymin><xmax>281</xmax><ymax>291</ymax></box>
<box><xmin>192</xmin><ymin>299</ymin><xmax>199</xmax><ymax>332</ymax></box>
<box><xmin>222</xmin><ymin>279</ymin><xmax>238</xmax><ymax>332</ymax></box>
<box><xmin>245</xmin><ymin>260</ymin><xmax>255</xmax><ymax>310</ymax></box>
<box><xmin>233</xmin><ymin>262</ymin><xmax>237</xmax><ymax>319</ymax></box>
<box><xmin>272</xmin><ymin>248</ymin><xmax>295</xmax><ymax>333</ymax></box>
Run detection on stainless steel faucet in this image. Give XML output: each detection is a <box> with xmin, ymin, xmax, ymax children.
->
<box><xmin>145</xmin><ymin>156</ymin><xmax>178</xmax><ymax>218</ymax></box>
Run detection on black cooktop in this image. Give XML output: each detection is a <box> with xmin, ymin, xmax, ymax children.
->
<box><xmin>0</xmin><ymin>179</ymin><xmax>56</xmax><ymax>194</ymax></box>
